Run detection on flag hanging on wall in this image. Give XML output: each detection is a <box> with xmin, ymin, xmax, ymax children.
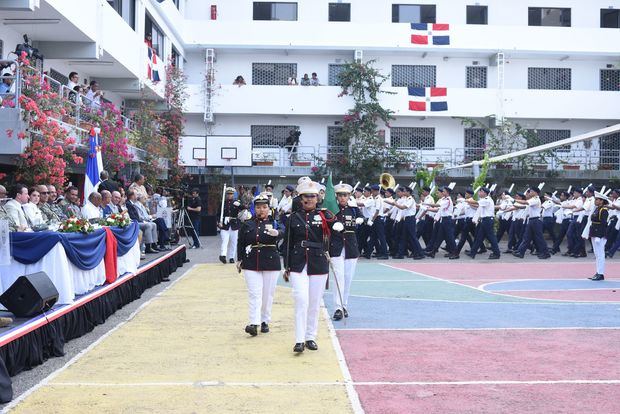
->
<box><xmin>408</xmin><ymin>87</ymin><xmax>448</xmax><ymax>112</ymax></box>
<box><xmin>147</xmin><ymin>47</ymin><xmax>161</xmax><ymax>82</ymax></box>
<box><xmin>411</xmin><ymin>23</ymin><xmax>450</xmax><ymax>45</ymax></box>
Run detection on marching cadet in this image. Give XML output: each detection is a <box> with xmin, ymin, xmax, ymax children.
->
<box><xmin>550</xmin><ymin>191</ymin><xmax>573</xmax><ymax>255</ymax></box>
<box><xmin>466</xmin><ymin>187</ymin><xmax>501</xmax><ymax>259</ymax></box>
<box><xmin>237</xmin><ymin>194</ymin><xmax>283</xmax><ymax>336</ymax></box>
<box><xmin>217</xmin><ymin>187</ymin><xmax>242</xmax><ymax>264</ymax></box>
<box><xmin>265</xmin><ymin>182</ymin><xmax>278</xmax><ymax>210</ymax></box>
<box><xmin>291</xmin><ymin>177</ymin><xmax>311</xmax><ymax>213</ymax></box>
<box><xmin>283</xmin><ymin>180</ymin><xmax>342</xmax><ymax>353</ymax></box>
<box><xmin>384</xmin><ymin>188</ymin><xmax>398</xmax><ymax>256</ymax></box>
<box><xmin>330</xmin><ymin>183</ymin><xmax>364</xmax><ymax>320</ymax></box>
<box><xmin>357</xmin><ymin>186</ymin><xmax>374</xmax><ymax>258</ymax></box>
<box><xmin>424</xmin><ymin>186</ymin><xmax>458</xmax><ymax>259</ymax></box>
<box><xmin>367</xmin><ymin>184</ymin><xmax>389</xmax><ymax>260</ymax></box>
<box><xmin>495</xmin><ymin>190</ymin><xmax>513</xmax><ymax>243</ymax></box>
<box><xmin>417</xmin><ymin>186</ymin><xmax>435</xmax><ymax>248</ymax></box>
<box><xmin>505</xmin><ymin>192</ymin><xmax>527</xmax><ymax>254</ymax></box>
<box><xmin>541</xmin><ymin>191</ymin><xmax>558</xmax><ymax>247</ymax></box>
<box><xmin>456</xmin><ymin>188</ymin><xmax>477</xmax><ymax>256</ymax></box>
<box><xmin>564</xmin><ymin>188</ymin><xmax>585</xmax><ymax>257</ymax></box>
<box><xmin>277</xmin><ymin>184</ymin><xmax>294</xmax><ymax>228</ymax></box>
<box><xmin>588</xmin><ymin>192</ymin><xmax>610</xmax><ymax>281</ymax></box>
<box><xmin>605</xmin><ymin>189</ymin><xmax>620</xmax><ymax>255</ymax></box>
<box><xmin>399</xmin><ymin>185</ymin><xmax>425</xmax><ymax>259</ymax></box>
<box><xmin>513</xmin><ymin>187</ymin><xmax>550</xmax><ymax>259</ymax></box>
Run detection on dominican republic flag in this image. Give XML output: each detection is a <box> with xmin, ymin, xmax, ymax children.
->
<box><xmin>84</xmin><ymin>128</ymin><xmax>104</xmax><ymax>202</ymax></box>
<box><xmin>147</xmin><ymin>47</ymin><xmax>161</xmax><ymax>82</ymax></box>
<box><xmin>411</xmin><ymin>23</ymin><xmax>450</xmax><ymax>45</ymax></box>
<box><xmin>408</xmin><ymin>87</ymin><xmax>448</xmax><ymax>112</ymax></box>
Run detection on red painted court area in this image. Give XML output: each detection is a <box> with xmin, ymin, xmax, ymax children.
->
<box><xmin>340</xmin><ymin>329</ymin><xmax>620</xmax><ymax>413</ymax></box>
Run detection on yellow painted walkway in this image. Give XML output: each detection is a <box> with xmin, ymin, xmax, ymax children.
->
<box><xmin>11</xmin><ymin>264</ymin><xmax>353</xmax><ymax>413</ymax></box>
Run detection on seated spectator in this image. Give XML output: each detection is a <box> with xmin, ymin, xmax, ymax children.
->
<box><xmin>105</xmin><ymin>190</ymin><xmax>122</xmax><ymax>215</ymax></box>
<box><xmin>310</xmin><ymin>72</ymin><xmax>320</xmax><ymax>86</ymax></box>
<box><xmin>288</xmin><ymin>77</ymin><xmax>298</xmax><ymax>86</ymax></box>
<box><xmin>36</xmin><ymin>184</ymin><xmax>60</xmax><ymax>223</ymax></box>
<box><xmin>3</xmin><ymin>184</ymin><xmax>31</xmax><ymax>231</ymax></box>
<box><xmin>85</xmin><ymin>80</ymin><xmax>103</xmax><ymax>108</ymax></box>
<box><xmin>233</xmin><ymin>75</ymin><xmax>246</xmax><ymax>87</ymax></box>
<box><xmin>300</xmin><ymin>73</ymin><xmax>311</xmax><ymax>86</ymax></box>
<box><xmin>100</xmin><ymin>190</ymin><xmax>113</xmax><ymax>216</ymax></box>
<box><xmin>82</xmin><ymin>192</ymin><xmax>103</xmax><ymax>221</ymax></box>
<box><xmin>126</xmin><ymin>189</ymin><xmax>159</xmax><ymax>254</ymax></box>
<box><xmin>59</xmin><ymin>186</ymin><xmax>82</xmax><ymax>218</ymax></box>
<box><xmin>137</xmin><ymin>193</ymin><xmax>171</xmax><ymax>250</ymax></box>
<box><xmin>0</xmin><ymin>184</ymin><xmax>6</xmax><ymax>201</ymax></box>
<box><xmin>22</xmin><ymin>187</ymin><xmax>45</xmax><ymax>226</ymax></box>
<box><xmin>46</xmin><ymin>184</ymin><xmax>67</xmax><ymax>220</ymax></box>
<box><xmin>67</xmin><ymin>72</ymin><xmax>79</xmax><ymax>92</ymax></box>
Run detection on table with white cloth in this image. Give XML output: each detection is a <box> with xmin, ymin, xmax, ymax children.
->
<box><xmin>0</xmin><ymin>222</ymin><xmax>140</xmax><ymax>305</ymax></box>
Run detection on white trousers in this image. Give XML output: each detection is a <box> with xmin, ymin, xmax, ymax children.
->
<box><xmin>220</xmin><ymin>229</ymin><xmax>238</xmax><ymax>259</ymax></box>
<box><xmin>243</xmin><ymin>270</ymin><xmax>279</xmax><ymax>325</ymax></box>
<box><xmin>331</xmin><ymin>252</ymin><xmax>358</xmax><ymax>310</ymax></box>
<box><xmin>592</xmin><ymin>237</ymin><xmax>606</xmax><ymax>275</ymax></box>
<box><xmin>290</xmin><ymin>267</ymin><xmax>327</xmax><ymax>343</ymax></box>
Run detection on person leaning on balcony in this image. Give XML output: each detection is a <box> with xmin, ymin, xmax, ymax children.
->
<box><xmin>233</xmin><ymin>75</ymin><xmax>246</xmax><ymax>87</ymax></box>
<box><xmin>0</xmin><ymin>73</ymin><xmax>12</xmax><ymax>94</ymax></box>
<box><xmin>300</xmin><ymin>73</ymin><xmax>311</xmax><ymax>86</ymax></box>
<box><xmin>67</xmin><ymin>72</ymin><xmax>79</xmax><ymax>92</ymax></box>
<box><xmin>85</xmin><ymin>80</ymin><xmax>103</xmax><ymax>108</ymax></box>
<box><xmin>287</xmin><ymin>77</ymin><xmax>297</xmax><ymax>85</ymax></box>
<box><xmin>310</xmin><ymin>72</ymin><xmax>320</xmax><ymax>86</ymax></box>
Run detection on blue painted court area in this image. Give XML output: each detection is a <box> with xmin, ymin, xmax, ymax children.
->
<box><xmin>483</xmin><ymin>279</ymin><xmax>620</xmax><ymax>292</ymax></box>
<box><xmin>322</xmin><ymin>262</ymin><xmax>620</xmax><ymax>330</ymax></box>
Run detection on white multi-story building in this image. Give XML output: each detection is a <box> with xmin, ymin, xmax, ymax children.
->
<box><xmin>1</xmin><ymin>0</ymin><xmax>620</xmax><ymax>180</ymax></box>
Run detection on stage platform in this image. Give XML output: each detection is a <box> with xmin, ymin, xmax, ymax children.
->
<box><xmin>0</xmin><ymin>245</ymin><xmax>188</xmax><ymax>403</ymax></box>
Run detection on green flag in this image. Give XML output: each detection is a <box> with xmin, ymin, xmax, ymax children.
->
<box><xmin>323</xmin><ymin>173</ymin><xmax>339</xmax><ymax>215</ymax></box>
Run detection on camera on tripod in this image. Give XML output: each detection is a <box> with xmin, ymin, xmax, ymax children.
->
<box><xmin>14</xmin><ymin>34</ymin><xmax>44</xmax><ymax>62</ymax></box>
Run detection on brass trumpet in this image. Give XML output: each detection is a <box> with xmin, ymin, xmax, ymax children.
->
<box><xmin>380</xmin><ymin>172</ymin><xmax>395</xmax><ymax>190</ymax></box>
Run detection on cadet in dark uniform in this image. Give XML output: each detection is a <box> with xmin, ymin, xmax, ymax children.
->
<box><xmin>589</xmin><ymin>192</ymin><xmax>609</xmax><ymax>281</ymax></box>
<box><xmin>283</xmin><ymin>180</ymin><xmax>341</xmax><ymax>353</ymax></box>
<box><xmin>330</xmin><ymin>183</ymin><xmax>364</xmax><ymax>321</ymax></box>
<box><xmin>218</xmin><ymin>187</ymin><xmax>242</xmax><ymax>264</ymax></box>
<box><xmin>237</xmin><ymin>194</ymin><xmax>283</xmax><ymax>336</ymax></box>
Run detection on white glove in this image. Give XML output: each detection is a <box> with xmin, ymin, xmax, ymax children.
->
<box><xmin>347</xmin><ymin>199</ymin><xmax>357</xmax><ymax>208</ymax></box>
<box><xmin>355</xmin><ymin>217</ymin><xmax>364</xmax><ymax>225</ymax></box>
<box><xmin>366</xmin><ymin>220</ymin><xmax>374</xmax><ymax>227</ymax></box>
<box><xmin>265</xmin><ymin>228</ymin><xmax>279</xmax><ymax>237</ymax></box>
<box><xmin>332</xmin><ymin>222</ymin><xmax>344</xmax><ymax>232</ymax></box>
<box><xmin>224</xmin><ymin>217</ymin><xmax>230</xmax><ymax>225</ymax></box>
<box><xmin>233</xmin><ymin>201</ymin><xmax>240</xmax><ymax>207</ymax></box>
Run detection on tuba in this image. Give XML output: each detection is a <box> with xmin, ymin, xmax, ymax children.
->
<box><xmin>380</xmin><ymin>173</ymin><xmax>396</xmax><ymax>190</ymax></box>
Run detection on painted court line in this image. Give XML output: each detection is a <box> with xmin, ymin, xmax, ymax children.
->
<box><xmin>46</xmin><ymin>379</ymin><xmax>620</xmax><ymax>386</ymax></box>
<box><xmin>349</xmin><ymin>294</ymin><xmax>617</xmax><ymax>305</ymax></box>
<box><xmin>322</xmin><ymin>306</ymin><xmax>364</xmax><ymax>414</ymax></box>
<box><xmin>1</xmin><ymin>265</ymin><xmax>198</xmax><ymax>414</ymax></box>
<box><xmin>378</xmin><ymin>264</ymin><xmax>617</xmax><ymax>304</ymax></box>
<box><xmin>336</xmin><ymin>327</ymin><xmax>620</xmax><ymax>331</ymax></box>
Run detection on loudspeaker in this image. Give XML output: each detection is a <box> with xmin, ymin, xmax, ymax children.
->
<box><xmin>201</xmin><ymin>215</ymin><xmax>218</xmax><ymax>236</ymax></box>
<box><xmin>0</xmin><ymin>272</ymin><xmax>59</xmax><ymax>317</ymax></box>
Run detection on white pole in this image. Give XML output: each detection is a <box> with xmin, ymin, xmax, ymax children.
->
<box><xmin>219</xmin><ymin>183</ymin><xmax>227</xmax><ymax>225</ymax></box>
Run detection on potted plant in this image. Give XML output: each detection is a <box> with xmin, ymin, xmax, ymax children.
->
<box><xmin>562</xmin><ymin>164</ymin><xmax>580</xmax><ymax>170</ymax></box>
<box><xmin>253</xmin><ymin>152</ymin><xmax>276</xmax><ymax>166</ymax></box>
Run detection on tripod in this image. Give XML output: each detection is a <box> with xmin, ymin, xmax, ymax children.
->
<box><xmin>175</xmin><ymin>197</ymin><xmax>200</xmax><ymax>248</ymax></box>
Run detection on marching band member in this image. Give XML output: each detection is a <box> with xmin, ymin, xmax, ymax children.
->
<box><xmin>550</xmin><ymin>191</ymin><xmax>572</xmax><ymax>255</ymax></box>
<box><xmin>330</xmin><ymin>183</ymin><xmax>363</xmax><ymax>320</ymax></box>
<box><xmin>237</xmin><ymin>194</ymin><xmax>283</xmax><ymax>336</ymax></box>
<box><xmin>588</xmin><ymin>192</ymin><xmax>610</xmax><ymax>281</ymax></box>
<box><xmin>218</xmin><ymin>187</ymin><xmax>242</xmax><ymax>264</ymax></box>
<box><xmin>513</xmin><ymin>187</ymin><xmax>550</xmax><ymax>259</ymax></box>
<box><xmin>424</xmin><ymin>186</ymin><xmax>458</xmax><ymax>259</ymax></box>
<box><xmin>466</xmin><ymin>187</ymin><xmax>501</xmax><ymax>259</ymax></box>
<box><xmin>368</xmin><ymin>184</ymin><xmax>389</xmax><ymax>260</ymax></box>
<box><xmin>283</xmin><ymin>180</ymin><xmax>341</xmax><ymax>353</ymax></box>
<box><xmin>357</xmin><ymin>186</ymin><xmax>374</xmax><ymax>258</ymax></box>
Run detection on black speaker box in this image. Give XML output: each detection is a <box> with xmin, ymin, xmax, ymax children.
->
<box><xmin>0</xmin><ymin>272</ymin><xmax>59</xmax><ymax>317</ymax></box>
<box><xmin>201</xmin><ymin>215</ymin><xmax>218</xmax><ymax>236</ymax></box>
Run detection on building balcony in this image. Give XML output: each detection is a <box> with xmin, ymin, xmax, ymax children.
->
<box><xmin>186</xmin><ymin>84</ymin><xmax>620</xmax><ymax>121</ymax></box>
<box><xmin>181</xmin><ymin>21</ymin><xmax>620</xmax><ymax>58</ymax></box>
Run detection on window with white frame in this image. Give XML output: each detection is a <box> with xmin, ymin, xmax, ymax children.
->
<box><xmin>391</xmin><ymin>65</ymin><xmax>436</xmax><ymax>87</ymax></box>
<box><xmin>145</xmin><ymin>14</ymin><xmax>164</xmax><ymax>57</ymax></box>
<box><xmin>601</xmin><ymin>9</ymin><xmax>620</xmax><ymax>28</ymax></box>
<box><xmin>528</xmin><ymin>67</ymin><xmax>571</xmax><ymax>90</ymax></box>
<box><xmin>466</xmin><ymin>66</ymin><xmax>487</xmax><ymax>88</ymax></box>
<box><xmin>392</xmin><ymin>4</ymin><xmax>436</xmax><ymax>23</ymax></box>
<box><xmin>601</xmin><ymin>69</ymin><xmax>620</xmax><ymax>91</ymax></box>
<box><xmin>252</xmin><ymin>63</ymin><xmax>297</xmax><ymax>85</ymax></box>
<box><xmin>253</xmin><ymin>2</ymin><xmax>298</xmax><ymax>21</ymax></box>
<box><xmin>526</xmin><ymin>129</ymin><xmax>571</xmax><ymax>152</ymax></box>
<box><xmin>251</xmin><ymin>125</ymin><xmax>298</xmax><ymax>147</ymax></box>
<box><xmin>390</xmin><ymin>127</ymin><xmax>435</xmax><ymax>149</ymax></box>
<box><xmin>528</xmin><ymin>7</ymin><xmax>571</xmax><ymax>27</ymax></box>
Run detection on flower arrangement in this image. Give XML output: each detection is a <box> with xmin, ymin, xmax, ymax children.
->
<box><xmin>58</xmin><ymin>217</ymin><xmax>94</xmax><ymax>234</ymax></box>
<box><xmin>103</xmin><ymin>212</ymin><xmax>132</xmax><ymax>228</ymax></box>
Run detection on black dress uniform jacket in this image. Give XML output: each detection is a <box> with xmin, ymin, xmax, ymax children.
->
<box><xmin>329</xmin><ymin>205</ymin><xmax>362</xmax><ymax>259</ymax></box>
<box><xmin>218</xmin><ymin>199</ymin><xmax>242</xmax><ymax>230</ymax></box>
<box><xmin>589</xmin><ymin>206</ymin><xmax>609</xmax><ymax>239</ymax></box>
<box><xmin>284</xmin><ymin>208</ymin><xmax>336</xmax><ymax>275</ymax></box>
<box><xmin>237</xmin><ymin>218</ymin><xmax>283</xmax><ymax>271</ymax></box>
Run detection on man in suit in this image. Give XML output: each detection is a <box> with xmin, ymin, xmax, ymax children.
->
<box><xmin>97</xmin><ymin>170</ymin><xmax>119</xmax><ymax>193</ymax></box>
<box><xmin>3</xmin><ymin>184</ymin><xmax>31</xmax><ymax>231</ymax></box>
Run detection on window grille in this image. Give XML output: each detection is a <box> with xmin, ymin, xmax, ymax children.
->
<box><xmin>251</xmin><ymin>125</ymin><xmax>298</xmax><ymax>147</ymax></box>
<box><xmin>526</xmin><ymin>129</ymin><xmax>571</xmax><ymax>152</ymax></box>
<box><xmin>391</xmin><ymin>65</ymin><xmax>436</xmax><ymax>87</ymax></box>
<box><xmin>601</xmin><ymin>69</ymin><xmax>620</xmax><ymax>91</ymax></box>
<box><xmin>252</xmin><ymin>63</ymin><xmax>297</xmax><ymax>85</ymax></box>
<box><xmin>464</xmin><ymin>128</ymin><xmax>485</xmax><ymax>161</ymax></box>
<box><xmin>328</xmin><ymin>64</ymin><xmax>346</xmax><ymax>86</ymax></box>
<box><xmin>528</xmin><ymin>67</ymin><xmax>571</xmax><ymax>90</ymax></box>
<box><xmin>600</xmin><ymin>132</ymin><xmax>620</xmax><ymax>169</ymax></box>
<box><xmin>48</xmin><ymin>68</ymin><xmax>68</xmax><ymax>94</ymax></box>
<box><xmin>390</xmin><ymin>127</ymin><xmax>435</xmax><ymax>149</ymax></box>
<box><xmin>466</xmin><ymin>66</ymin><xmax>487</xmax><ymax>88</ymax></box>
<box><xmin>0</xmin><ymin>40</ymin><xmax>3</xmax><ymax>59</ymax></box>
